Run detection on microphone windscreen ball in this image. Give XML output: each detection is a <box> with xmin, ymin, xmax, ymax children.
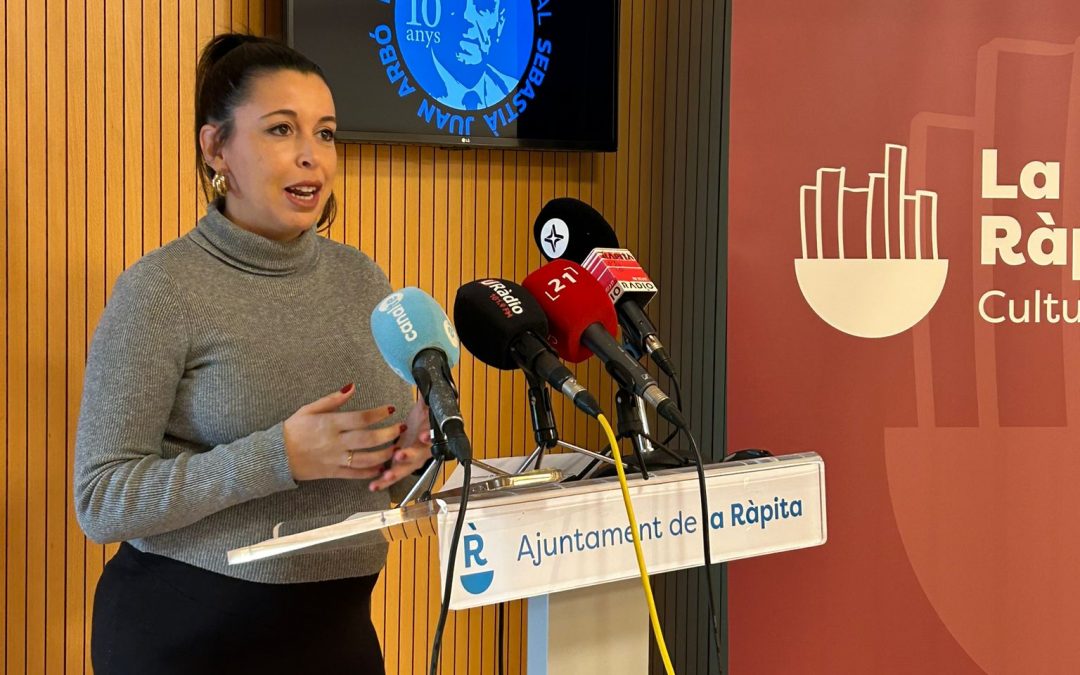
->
<box><xmin>371</xmin><ymin>287</ymin><xmax>460</xmax><ymax>385</ymax></box>
<box><xmin>454</xmin><ymin>279</ymin><xmax>549</xmax><ymax>370</ymax></box>
<box><xmin>533</xmin><ymin>197</ymin><xmax>620</xmax><ymax>262</ymax></box>
<box><xmin>521</xmin><ymin>261</ymin><xmax>618</xmax><ymax>363</ymax></box>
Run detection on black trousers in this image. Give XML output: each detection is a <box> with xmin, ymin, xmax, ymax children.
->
<box><xmin>92</xmin><ymin>543</ymin><xmax>385</xmax><ymax>675</ymax></box>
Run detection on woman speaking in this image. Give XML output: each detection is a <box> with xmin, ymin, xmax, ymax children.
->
<box><xmin>75</xmin><ymin>33</ymin><xmax>428</xmax><ymax>674</ymax></box>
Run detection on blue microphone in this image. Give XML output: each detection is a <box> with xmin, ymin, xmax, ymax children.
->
<box><xmin>371</xmin><ymin>288</ymin><xmax>470</xmax><ymax>462</ymax></box>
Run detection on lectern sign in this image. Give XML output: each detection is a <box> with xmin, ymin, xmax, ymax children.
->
<box><xmin>437</xmin><ymin>453</ymin><xmax>827</xmax><ymax>610</ymax></box>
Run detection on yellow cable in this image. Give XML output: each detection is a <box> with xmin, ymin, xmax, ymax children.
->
<box><xmin>596</xmin><ymin>414</ymin><xmax>676</xmax><ymax>675</ymax></box>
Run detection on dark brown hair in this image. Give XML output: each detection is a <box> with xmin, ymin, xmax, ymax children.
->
<box><xmin>195</xmin><ymin>33</ymin><xmax>337</xmax><ymax>228</ymax></box>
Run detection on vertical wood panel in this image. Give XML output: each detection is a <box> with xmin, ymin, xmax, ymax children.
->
<box><xmin>5</xmin><ymin>0</ymin><xmax>28</xmax><ymax>663</ymax></box>
<box><xmin>248</xmin><ymin>0</ymin><xmax>263</xmax><ymax>35</ymax></box>
<box><xmin>83</xmin><ymin>0</ymin><xmax>107</xmax><ymax>670</ymax></box>
<box><xmin>232</xmin><ymin>0</ymin><xmax>247</xmax><ymax>32</ymax></box>
<box><xmin>359</xmin><ymin>144</ymin><xmax>376</xmax><ymax>257</ymax></box>
<box><xmin>144</xmin><ymin>0</ymin><xmax>162</xmax><ymax>254</ymax></box>
<box><xmin>26</xmin><ymin>0</ymin><xmax>49</xmax><ymax>671</ymax></box>
<box><xmin>123</xmin><ymin>0</ymin><xmax>143</xmax><ymax>269</ymax></box>
<box><xmin>342</xmin><ymin>144</ymin><xmax>360</xmax><ymax>249</ymax></box>
<box><xmin>214</xmin><ymin>0</ymin><xmax>228</xmax><ymax>35</ymax></box>
<box><xmin>0</xmin><ymin>0</ymin><xmax>727</xmax><ymax>672</ymax></box>
<box><xmin>650</xmin><ymin>0</ymin><xmax>729</xmax><ymax>673</ymax></box>
<box><xmin>162</xmin><ymin>0</ymin><xmax>180</xmax><ymax>244</ymax></box>
<box><xmin>0</xmin><ymin>0</ymin><xmax>6</xmax><ymax>659</ymax></box>
<box><xmin>655</xmin><ymin>5</ymin><xmax>680</xmax><ymax>671</ymax></box>
<box><xmin>65</xmin><ymin>0</ymin><xmax>89</xmax><ymax>668</ymax></box>
<box><xmin>45</xmin><ymin>0</ymin><xmax>69</xmax><ymax>670</ymax></box>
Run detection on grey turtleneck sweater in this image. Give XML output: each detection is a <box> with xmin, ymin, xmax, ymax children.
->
<box><xmin>74</xmin><ymin>204</ymin><xmax>415</xmax><ymax>583</ymax></box>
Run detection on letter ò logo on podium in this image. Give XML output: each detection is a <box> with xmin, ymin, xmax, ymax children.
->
<box><xmin>460</xmin><ymin>522</ymin><xmax>494</xmax><ymax>595</ymax></box>
<box><xmin>795</xmin><ymin>144</ymin><xmax>948</xmax><ymax>338</ymax></box>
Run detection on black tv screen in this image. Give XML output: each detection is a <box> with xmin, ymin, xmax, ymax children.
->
<box><xmin>287</xmin><ymin>0</ymin><xmax>619</xmax><ymax>151</ymax></box>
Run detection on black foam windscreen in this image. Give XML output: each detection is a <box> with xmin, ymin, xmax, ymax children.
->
<box><xmin>454</xmin><ymin>279</ymin><xmax>549</xmax><ymax>370</ymax></box>
<box><xmin>533</xmin><ymin>197</ymin><xmax>621</xmax><ymax>263</ymax></box>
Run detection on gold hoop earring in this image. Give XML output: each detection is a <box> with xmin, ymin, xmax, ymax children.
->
<box><xmin>211</xmin><ymin>172</ymin><xmax>229</xmax><ymax>198</ymax></box>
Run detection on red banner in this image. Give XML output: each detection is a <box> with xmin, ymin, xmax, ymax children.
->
<box><xmin>728</xmin><ymin>2</ymin><xmax>1080</xmax><ymax>673</ymax></box>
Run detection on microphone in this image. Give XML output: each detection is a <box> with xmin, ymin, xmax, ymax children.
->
<box><xmin>453</xmin><ymin>279</ymin><xmax>603</xmax><ymax>418</ymax></box>
<box><xmin>533</xmin><ymin>197</ymin><xmax>676</xmax><ymax>378</ymax></box>
<box><xmin>534</xmin><ymin>197</ymin><xmax>619</xmax><ymax>262</ymax></box>
<box><xmin>370</xmin><ymin>288</ymin><xmax>471</xmax><ymax>462</ymax></box>
<box><xmin>521</xmin><ymin>260</ymin><xmax>687</xmax><ymax>430</ymax></box>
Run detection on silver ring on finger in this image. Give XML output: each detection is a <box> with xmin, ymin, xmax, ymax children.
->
<box><xmin>346</xmin><ymin>450</ymin><xmax>354</xmax><ymax>468</ymax></box>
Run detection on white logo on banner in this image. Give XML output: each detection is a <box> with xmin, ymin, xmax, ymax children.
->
<box><xmin>795</xmin><ymin>143</ymin><xmax>948</xmax><ymax>338</ymax></box>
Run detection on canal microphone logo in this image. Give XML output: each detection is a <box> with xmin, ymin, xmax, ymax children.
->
<box><xmin>460</xmin><ymin>522</ymin><xmax>494</xmax><ymax>595</ymax></box>
<box><xmin>795</xmin><ymin>143</ymin><xmax>948</xmax><ymax>338</ymax></box>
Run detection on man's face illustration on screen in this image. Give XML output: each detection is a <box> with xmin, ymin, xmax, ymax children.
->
<box><xmin>433</xmin><ymin>0</ymin><xmax>507</xmax><ymax>88</ymax></box>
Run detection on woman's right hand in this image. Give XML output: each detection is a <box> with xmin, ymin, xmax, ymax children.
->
<box><xmin>282</xmin><ymin>383</ymin><xmax>404</xmax><ymax>481</ymax></box>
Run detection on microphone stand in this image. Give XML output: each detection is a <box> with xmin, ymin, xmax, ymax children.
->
<box><xmin>615</xmin><ymin>387</ymin><xmax>656</xmax><ymax>480</ymax></box>
<box><xmin>401</xmin><ymin>403</ymin><xmax>561</xmax><ymax>506</ymax></box>
<box><xmin>584</xmin><ymin>334</ymin><xmax>690</xmax><ymax>478</ymax></box>
<box><xmin>615</xmin><ymin>388</ymin><xmax>689</xmax><ymax>471</ymax></box>
<box><xmin>398</xmin><ymin>409</ymin><xmax>454</xmax><ymax>506</ymax></box>
<box><xmin>516</xmin><ymin>371</ymin><xmax>625</xmax><ymax>474</ymax></box>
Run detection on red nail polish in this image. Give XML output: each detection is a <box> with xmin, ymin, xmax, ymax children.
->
<box><xmin>388</xmin><ymin>405</ymin><xmax>396</xmax><ymax>415</ymax></box>
<box><xmin>399</xmin><ymin>424</ymin><xmax>407</xmax><ymax>433</ymax></box>
<box><xmin>340</xmin><ymin>383</ymin><xmax>354</xmax><ymax>394</ymax></box>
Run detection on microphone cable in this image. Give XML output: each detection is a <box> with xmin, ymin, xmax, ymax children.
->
<box><xmin>497</xmin><ymin>601</ymin><xmax>506</xmax><ymax>675</ymax></box>
<box><xmin>598</xmin><ymin>413</ymin><xmax>677</xmax><ymax>675</ymax></box>
<box><xmin>680</xmin><ymin>426</ymin><xmax>725</xmax><ymax>670</ymax></box>
<box><xmin>656</xmin><ymin>368</ymin><xmax>724</xmax><ymax>669</ymax></box>
<box><xmin>428</xmin><ymin>458</ymin><xmax>471</xmax><ymax>675</ymax></box>
<box><xmin>661</xmin><ymin>371</ymin><xmax>684</xmax><ymax>447</ymax></box>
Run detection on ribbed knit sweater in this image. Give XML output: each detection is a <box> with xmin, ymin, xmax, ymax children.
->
<box><xmin>74</xmin><ymin>204</ymin><xmax>415</xmax><ymax>583</ymax></box>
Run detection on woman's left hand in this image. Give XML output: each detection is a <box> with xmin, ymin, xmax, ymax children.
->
<box><xmin>368</xmin><ymin>397</ymin><xmax>433</xmax><ymax>492</ymax></box>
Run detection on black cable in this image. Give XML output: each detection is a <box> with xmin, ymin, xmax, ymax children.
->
<box><xmin>662</xmin><ymin>373</ymin><xmax>684</xmax><ymax>446</ymax></box>
<box><xmin>497</xmin><ymin>602</ymin><xmax>505</xmax><ymax>675</ymax></box>
<box><xmin>682</xmin><ymin>428</ymin><xmax>725</xmax><ymax>670</ymax></box>
<box><xmin>429</xmin><ymin>459</ymin><xmax>471</xmax><ymax>675</ymax></box>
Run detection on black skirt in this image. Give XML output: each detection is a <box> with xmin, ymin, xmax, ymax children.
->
<box><xmin>92</xmin><ymin>542</ymin><xmax>385</xmax><ymax>675</ymax></box>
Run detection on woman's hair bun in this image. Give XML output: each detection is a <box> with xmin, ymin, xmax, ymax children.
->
<box><xmin>198</xmin><ymin>33</ymin><xmax>260</xmax><ymax>77</ymax></box>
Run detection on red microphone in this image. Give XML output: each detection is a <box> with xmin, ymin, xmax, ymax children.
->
<box><xmin>522</xmin><ymin>261</ymin><xmax>687</xmax><ymax>429</ymax></box>
<box><xmin>521</xmin><ymin>261</ymin><xmax>618</xmax><ymax>363</ymax></box>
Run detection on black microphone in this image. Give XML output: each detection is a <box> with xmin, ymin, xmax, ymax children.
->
<box><xmin>534</xmin><ymin>197</ymin><xmax>619</xmax><ymax>262</ymax></box>
<box><xmin>534</xmin><ymin>197</ymin><xmax>676</xmax><ymax>379</ymax></box>
<box><xmin>454</xmin><ymin>278</ymin><xmax>602</xmax><ymax>418</ymax></box>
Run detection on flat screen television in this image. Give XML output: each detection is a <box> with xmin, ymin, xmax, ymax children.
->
<box><xmin>286</xmin><ymin>0</ymin><xmax>619</xmax><ymax>151</ymax></box>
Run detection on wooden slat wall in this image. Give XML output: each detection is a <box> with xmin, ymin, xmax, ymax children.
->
<box><xmin>1</xmin><ymin>0</ymin><xmax>725</xmax><ymax>672</ymax></box>
<box><xmin>650</xmin><ymin>0</ymin><xmax>730</xmax><ymax>673</ymax></box>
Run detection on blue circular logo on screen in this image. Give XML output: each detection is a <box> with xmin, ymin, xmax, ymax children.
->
<box><xmin>395</xmin><ymin>0</ymin><xmax>535</xmax><ymax>111</ymax></box>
